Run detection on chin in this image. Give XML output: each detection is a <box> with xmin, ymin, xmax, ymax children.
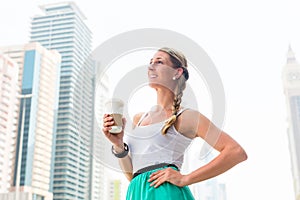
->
<box><xmin>148</xmin><ymin>82</ymin><xmax>157</xmax><ymax>89</ymax></box>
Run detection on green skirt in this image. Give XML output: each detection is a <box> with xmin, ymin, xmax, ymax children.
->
<box><xmin>126</xmin><ymin>166</ymin><xmax>195</xmax><ymax>200</ymax></box>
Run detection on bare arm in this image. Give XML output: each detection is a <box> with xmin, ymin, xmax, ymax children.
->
<box><xmin>102</xmin><ymin>112</ymin><xmax>145</xmax><ymax>181</ymax></box>
<box><xmin>148</xmin><ymin>110</ymin><xmax>247</xmax><ymax>187</ymax></box>
<box><xmin>112</xmin><ymin>144</ymin><xmax>133</xmax><ymax>181</ymax></box>
<box><xmin>184</xmin><ymin>112</ymin><xmax>247</xmax><ymax>185</ymax></box>
<box><xmin>179</xmin><ymin>110</ymin><xmax>248</xmax><ymax>185</ymax></box>
<box><xmin>102</xmin><ymin>114</ymin><xmax>135</xmax><ymax>181</ymax></box>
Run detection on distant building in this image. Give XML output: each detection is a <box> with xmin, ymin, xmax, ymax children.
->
<box><xmin>107</xmin><ymin>180</ymin><xmax>121</xmax><ymax>200</ymax></box>
<box><xmin>30</xmin><ymin>2</ymin><xmax>95</xmax><ymax>199</ymax></box>
<box><xmin>92</xmin><ymin>71</ymin><xmax>111</xmax><ymax>199</ymax></box>
<box><xmin>0</xmin><ymin>42</ymin><xmax>60</xmax><ymax>200</ymax></box>
<box><xmin>282</xmin><ymin>45</ymin><xmax>300</xmax><ymax>200</ymax></box>
<box><xmin>0</xmin><ymin>54</ymin><xmax>19</xmax><ymax>194</ymax></box>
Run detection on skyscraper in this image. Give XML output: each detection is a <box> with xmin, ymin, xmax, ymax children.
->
<box><xmin>91</xmin><ymin>72</ymin><xmax>109</xmax><ymax>200</ymax></box>
<box><xmin>107</xmin><ymin>180</ymin><xmax>121</xmax><ymax>200</ymax></box>
<box><xmin>0</xmin><ymin>42</ymin><xmax>61</xmax><ymax>200</ymax></box>
<box><xmin>282</xmin><ymin>45</ymin><xmax>300</xmax><ymax>200</ymax></box>
<box><xmin>0</xmin><ymin>54</ymin><xmax>19</xmax><ymax>194</ymax></box>
<box><xmin>30</xmin><ymin>2</ymin><xmax>94</xmax><ymax>199</ymax></box>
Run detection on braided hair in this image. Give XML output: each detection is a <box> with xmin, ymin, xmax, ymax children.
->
<box><xmin>159</xmin><ymin>47</ymin><xmax>189</xmax><ymax>135</ymax></box>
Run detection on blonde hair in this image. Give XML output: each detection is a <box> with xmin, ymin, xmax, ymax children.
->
<box><xmin>158</xmin><ymin>47</ymin><xmax>189</xmax><ymax>135</ymax></box>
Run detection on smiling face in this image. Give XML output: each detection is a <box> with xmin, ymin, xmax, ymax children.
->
<box><xmin>148</xmin><ymin>51</ymin><xmax>180</xmax><ymax>91</ymax></box>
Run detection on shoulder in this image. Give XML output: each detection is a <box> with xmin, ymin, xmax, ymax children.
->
<box><xmin>176</xmin><ymin>108</ymin><xmax>211</xmax><ymax>137</ymax></box>
<box><xmin>180</xmin><ymin>108</ymin><xmax>210</xmax><ymax>120</ymax></box>
<box><xmin>178</xmin><ymin>108</ymin><xmax>202</xmax><ymax>120</ymax></box>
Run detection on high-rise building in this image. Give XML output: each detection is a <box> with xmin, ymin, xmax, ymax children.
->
<box><xmin>282</xmin><ymin>45</ymin><xmax>300</xmax><ymax>200</ymax></box>
<box><xmin>93</xmin><ymin>71</ymin><xmax>127</xmax><ymax>199</ymax></box>
<box><xmin>91</xmin><ymin>72</ymin><xmax>109</xmax><ymax>200</ymax></box>
<box><xmin>107</xmin><ymin>180</ymin><xmax>121</xmax><ymax>200</ymax></box>
<box><xmin>0</xmin><ymin>54</ymin><xmax>19</xmax><ymax>194</ymax></box>
<box><xmin>0</xmin><ymin>42</ymin><xmax>60</xmax><ymax>200</ymax></box>
<box><xmin>30</xmin><ymin>2</ymin><xmax>94</xmax><ymax>199</ymax></box>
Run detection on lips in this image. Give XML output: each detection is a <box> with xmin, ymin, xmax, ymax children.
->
<box><xmin>149</xmin><ymin>74</ymin><xmax>158</xmax><ymax>78</ymax></box>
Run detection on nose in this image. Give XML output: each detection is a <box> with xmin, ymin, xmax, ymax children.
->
<box><xmin>148</xmin><ymin>63</ymin><xmax>155</xmax><ymax>70</ymax></box>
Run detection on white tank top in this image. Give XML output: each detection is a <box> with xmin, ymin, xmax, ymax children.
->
<box><xmin>124</xmin><ymin>109</ymin><xmax>193</xmax><ymax>173</ymax></box>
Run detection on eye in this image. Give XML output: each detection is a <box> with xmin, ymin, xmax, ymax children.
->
<box><xmin>149</xmin><ymin>59</ymin><xmax>165</xmax><ymax>67</ymax></box>
<box><xmin>153</xmin><ymin>60</ymin><xmax>163</xmax><ymax>65</ymax></box>
<box><xmin>149</xmin><ymin>60</ymin><xmax>163</xmax><ymax>65</ymax></box>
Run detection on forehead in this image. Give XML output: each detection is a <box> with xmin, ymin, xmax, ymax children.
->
<box><xmin>151</xmin><ymin>51</ymin><xmax>170</xmax><ymax>60</ymax></box>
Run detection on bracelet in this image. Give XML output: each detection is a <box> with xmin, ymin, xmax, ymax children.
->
<box><xmin>111</xmin><ymin>143</ymin><xmax>129</xmax><ymax>158</ymax></box>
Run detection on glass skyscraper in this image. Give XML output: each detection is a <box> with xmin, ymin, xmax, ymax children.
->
<box><xmin>282</xmin><ymin>46</ymin><xmax>300</xmax><ymax>200</ymax></box>
<box><xmin>30</xmin><ymin>2</ymin><xmax>94</xmax><ymax>199</ymax></box>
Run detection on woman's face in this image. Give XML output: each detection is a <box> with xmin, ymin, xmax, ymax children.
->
<box><xmin>148</xmin><ymin>51</ymin><xmax>178</xmax><ymax>90</ymax></box>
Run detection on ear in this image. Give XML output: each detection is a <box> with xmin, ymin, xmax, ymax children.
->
<box><xmin>176</xmin><ymin>68</ymin><xmax>184</xmax><ymax>77</ymax></box>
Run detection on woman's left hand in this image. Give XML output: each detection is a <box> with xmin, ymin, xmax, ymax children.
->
<box><xmin>148</xmin><ymin>167</ymin><xmax>188</xmax><ymax>188</ymax></box>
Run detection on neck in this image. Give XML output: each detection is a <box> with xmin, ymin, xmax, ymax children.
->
<box><xmin>155</xmin><ymin>88</ymin><xmax>174</xmax><ymax>112</ymax></box>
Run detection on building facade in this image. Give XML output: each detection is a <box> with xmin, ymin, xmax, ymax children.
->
<box><xmin>30</xmin><ymin>2</ymin><xmax>94</xmax><ymax>199</ymax></box>
<box><xmin>91</xmin><ymin>72</ymin><xmax>110</xmax><ymax>200</ymax></box>
<box><xmin>0</xmin><ymin>54</ymin><xmax>19</xmax><ymax>194</ymax></box>
<box><xmin>107</xmin><ymin>180</ymin><xmax>121</xmax><ymax>200</ymax></box>
<box><xmin>282</xmin><ymin>46</ymin><xmax>300</xmax><ymax>200</ymax></box>
<box><xmin>0</xmin><ymin>43</ymin><xmax>60</xmax><ymax>200</ymax></box>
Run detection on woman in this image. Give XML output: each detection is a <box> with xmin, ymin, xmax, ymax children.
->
<box><xmin>102</xmin><ymin>47</ymin><xmax>247</xmax><ymax>200</ymax></box>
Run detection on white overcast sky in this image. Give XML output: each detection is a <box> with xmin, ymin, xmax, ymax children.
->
<box><xmin>1</xmin><ymin>0</ymin><xmax>300</xmax><ymax>199</ymax></box>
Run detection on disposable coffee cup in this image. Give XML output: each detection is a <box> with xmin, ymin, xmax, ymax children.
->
<box><xmin>105</xmin><ymin>98</ymin><xmax>124</xmax><ymax>134</ymax></box>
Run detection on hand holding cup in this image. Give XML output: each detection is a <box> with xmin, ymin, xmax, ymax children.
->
<box><xmin>104</xmin><ymin>98</ymin><xmax>124</xmax><ymax>134</ymax></box>
<box><xmin>102</xmin><ymin>98</ymin><xmax>125</xmax><ymax>148</ymax></box>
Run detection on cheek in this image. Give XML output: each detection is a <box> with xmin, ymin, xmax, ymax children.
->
<box><xmin>161</xmin><ymin>68</ymin><xmax>175</xmax><ymax>78</ymax></box>
<box><xmin>158</xmin><ymin>74</ymin><xmax>176</xmax><ymax>90</ymax></box>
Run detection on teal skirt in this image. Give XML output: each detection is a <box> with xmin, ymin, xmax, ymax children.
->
<box><xmin>126</xmin><ymin>166</ymin><xmax>195</xmax><ymax>200</ymax></box>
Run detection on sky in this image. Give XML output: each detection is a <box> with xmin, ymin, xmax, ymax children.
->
<box><xmin>1</xmin><ymin>0</ymin><xmax>300</xmax><ymax>199</ymax></box>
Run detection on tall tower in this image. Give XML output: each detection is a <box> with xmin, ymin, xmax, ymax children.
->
<box><xmin>0</xmin><ymin>54</ymin><xmax>19</xmax><ymax>194</ymax></box>
<box><xmin>91</xmin><ymin>72</ymin><xmax>109</xmax><ymax>200</ymax></box>
<box><xmin>107</xmin><ymin>180</ymin><xmax>121</xmax><ymax>200</ymax></box>
<box><xmin>0</xmin><ymin>42</ymin><xmax>61</xmax><ymax>200</ymax></box>
<box><xmin>282</xmin><ymin>45</ymin><xmax>300</xmax><ymax>200</ymax></box>
<box><xmin>30</xmin><ymin>2</ymin><xmax>94</xmax><ymax>199</ymax></box>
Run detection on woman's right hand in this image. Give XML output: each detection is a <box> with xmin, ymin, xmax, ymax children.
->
<box><xmin>102</xmin><ymin>114</ymin><xmax>126</xmax><ymax>149</ymax></box>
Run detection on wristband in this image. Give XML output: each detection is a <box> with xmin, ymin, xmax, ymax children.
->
<box><xmin>111</xmin><ymin>143</ymin><xmax>129</xmax><ymax>158</ymax></box>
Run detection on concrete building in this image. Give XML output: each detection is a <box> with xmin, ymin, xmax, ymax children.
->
<box><xmin>107</xmin><ymin>180</ymin><xmax>121</xmax><ymax>200</ymax></box>
<box><xmin>0</xmin><ymin>42</ymin><xmax>60</xmax><ymax>200</ymax></box>
<box><xmin>91</xmin><ymin>71</ymin><xmax>110</xmax><ymax>200</ymax></box>
<box><xmin>0</xmin><ymin>54</ymin><xmax>19</xmax><ymax>194</ymax></box>
<box><xmin>282</xmin><ymin>45</ymin><xmax>300</xmax><ymax>200</ymax></box>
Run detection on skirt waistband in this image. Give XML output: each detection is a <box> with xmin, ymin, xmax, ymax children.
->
<box><xmin>132</xmin><ymin>163</ymin><xmax>178</xmax><ymax>179</ymax></box>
